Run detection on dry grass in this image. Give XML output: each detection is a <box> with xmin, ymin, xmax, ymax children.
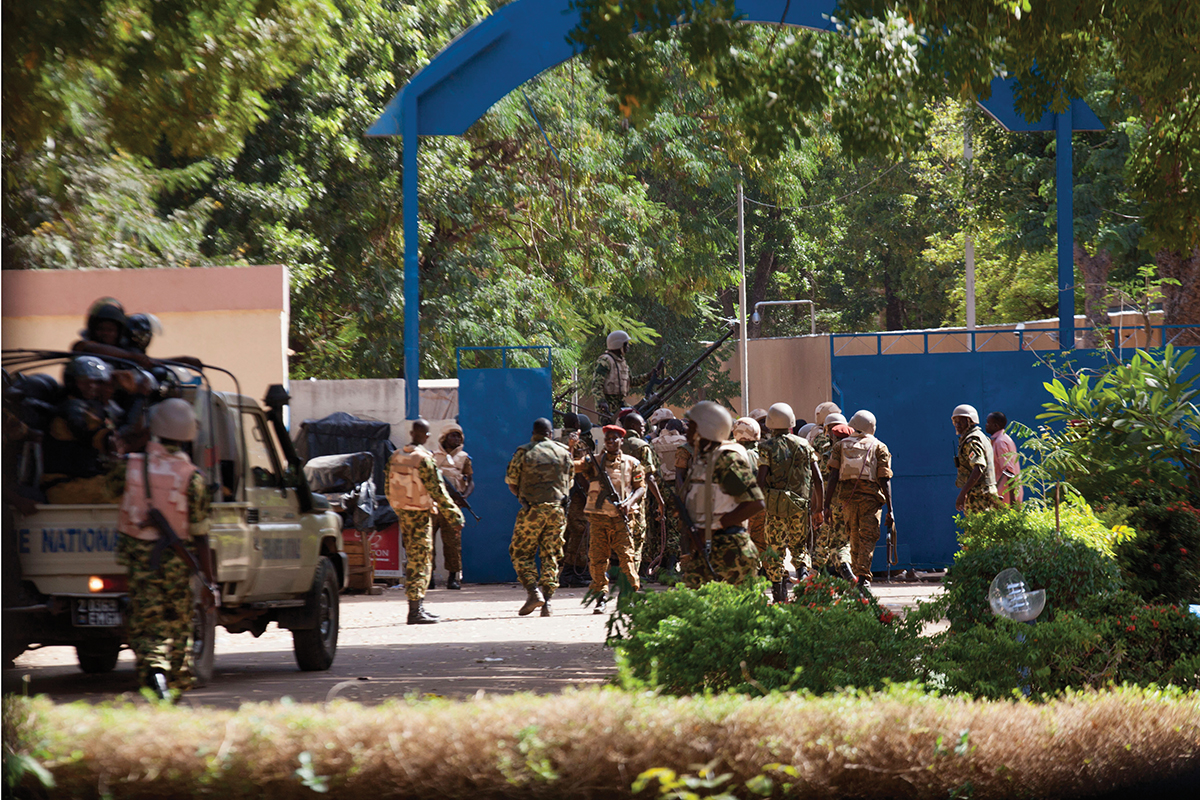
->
<box><xmin>4</xmin><ymin>684</ymin><xmax>1199</xmax><ymax>799</ymax></box>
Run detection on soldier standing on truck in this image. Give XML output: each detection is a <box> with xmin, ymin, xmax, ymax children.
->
<box><xmin>505</xmin><ymin>418</ymin><xmax>574</xmax><ymax>617</ymax></box>
<box><xmin>386</xmin><ymin>418</ymin><xmax>465</xmax><ymax>625</ymax></box>
<box><xmin>111</xmin><ymin>398</ymin><xmax>214</xmax><ymax>700</ymax></box>
<box><xmin>431</xmin><ymin>424</ymin><xmax>472</xmax><ymax>590</ymax></box>
<box><xmin>591</xmin><ymin>331</ymin><xmax>660</xmax><ymax>424</ymax></box>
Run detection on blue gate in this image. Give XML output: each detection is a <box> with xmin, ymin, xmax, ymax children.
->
<box><xmin>456</xmin><ymin>346</ymin><xmax>553</xmax><ymax>583</ymax></box>
<box><xmin>829</xmin><ymin>333</ymin><xmax>1198</xmax><ymax>571</ymax></box>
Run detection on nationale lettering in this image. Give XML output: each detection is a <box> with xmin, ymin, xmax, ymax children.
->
<box><xmin>40</xmin><ymin>528</ymin><xmax>115</xmax><ymax>553</ymax></box>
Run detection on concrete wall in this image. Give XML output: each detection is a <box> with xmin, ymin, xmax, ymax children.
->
<box><xmin>2</xmin><ymin>266</ymin><xmax>288</xmax><ymax>401</ymax></box>
<box><xmin>724</xmin><ymin>335</ymin><xmax>834</xmax><ymax>423</ymax></box>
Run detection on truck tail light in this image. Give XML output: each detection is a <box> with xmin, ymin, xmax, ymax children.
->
<box><xmin>88</xmin><ymin>575</ymin><xmax>128</xmax><ymax>593</ymax></box>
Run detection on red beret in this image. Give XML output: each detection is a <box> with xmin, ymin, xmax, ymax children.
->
<box><xmin>602</xmin><ymin>424</ymin><xmax>627</xmax><ymax>436</ymax></box>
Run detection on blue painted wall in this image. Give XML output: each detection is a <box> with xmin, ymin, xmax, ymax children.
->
<box><xmin>830</xmin><ymin>347</ymin><xmax>1197</xmax><ymax>571</ymax></box>
<box><xmin>457</xmin><ymin>359</ymin><xmax>553</xmax><ymax>582</ymax></box>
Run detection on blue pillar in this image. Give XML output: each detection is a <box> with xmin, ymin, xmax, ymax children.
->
<box><xmin>1056</xmin><ymin>106</ymin><xmax>1074</xmax><ymax>349</ymax></box>
<box><xmin>402</xmin><ymin>91</ymin><xmax>421</xmax><ymax>419</ymax></box>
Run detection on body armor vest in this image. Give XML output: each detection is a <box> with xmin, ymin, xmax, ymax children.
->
<box><xmin>518</xmin><ymin>439</ymin><xmax>571</xmax><ymax>504</ymax></box>
<box><xmin>434</xmin><ymin>447</ymin><xmax>470</xmax><ymax>493</ymax></box>
<box><xmin>685</xmin><ymin>441</ymin><xmax>748</xmax><ymax>538</ymax></box>
<box><xmin>652</xmin><ymin>431</ymin><xmax>687</xmax><ymax>481</ymax></box>
<box><xmin>388</xmin><ymin>445</ymin><xmax>434</xmax><ymax>511</ymax></box>
<box><xmin>586</xmin><ymin>452</ymin><xmax>638</xmax><ymax>516</ymax></box>
<box><xmin>118</xmin><ymin>443</ymin><xmax>195</xmax><ymax>541</ymax></box>
<box><xmin>600</xmin><ymin>352</ymin><xmax>630</xmax><ymax>396</ymax></box>
<box><xmin>839</xmin><ymin>434</ymin><xmax>881</xmax><ymax>483</ymax></box>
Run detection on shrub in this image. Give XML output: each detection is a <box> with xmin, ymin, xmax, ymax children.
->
<box><xmin>1117</xmin><ymin>501</ymin><xmax>1200</xmax><ymax>604</ymax></box>
<box><xmin>924</xmin><ymin>591</ymin><xmax>1200</xmax><ymax>699</ymax></box>
<box><xmin>957</xmin><ymin>501</ymin><xmax>1128</xmax><ymax>556</ymax></box>
<box><xmin>944</xmin><ymin>534</ymin><xmax>1123</xmax><ymax>630</ymax></box>
<box><xmin>610</xmin><ymin>577</ymin><xmax>921</xmax><ymax>696</ymax></box>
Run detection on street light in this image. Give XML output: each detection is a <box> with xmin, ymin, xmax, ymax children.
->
<box><xmin>751</xmin><ymin>300</ymin><xmax>817</xmax><ymax>336</ymax></box>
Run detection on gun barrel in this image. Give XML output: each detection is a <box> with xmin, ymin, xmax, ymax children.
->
<box><xmin>635</xmin><ymin>323</ymin><xmax>738</xmax><ymax>417</ymax></box>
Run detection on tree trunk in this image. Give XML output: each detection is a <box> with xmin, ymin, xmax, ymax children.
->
<box><xmin>1074</xmin><ymin>242</ymin><xmax>1112</xmax><ymax>349</ymax></box>
<box><xmin>746</xmin><ymin>248</ymin><xmax>776</xmax><ymax>338</ymax></box>
<box><xmin>1156</xmin><ymin>247</ymin><xmax>1200</xmax><ymax>346</ymax></box>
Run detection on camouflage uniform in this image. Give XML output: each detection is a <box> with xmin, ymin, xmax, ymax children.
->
<box><xmin>956</xmin><ymin>425</ymin><xmax>1001</xmax><ymax>514</ymax></box>
<box><xmin>621</xmin><ymin>432</ymin><xmax>659</xmax><ymax>574</ymax></box>
<box><xmin>506</xmin><ymin>437</ymin><xmax>573</xmax><ymax>596</ymax></box>
<box><xmin>740</xmin><ymin>441</ymin><xmax>768</xmax><ymax>564</ymax></box>
<box><xmin>680</xmin><ymin>443</ymin><xmax>763</xmax><ymax>590</ymax></box>
<box><xmin>827</xmin><ymin>436</ymin><xmax>894</xmax><ymax>582</ymax></box>
<box><xmin>590</xmin><ymin>352</ymin><xmax>651</xmax><ymax>421</ymax></box>
<box><xmin>110</xmin><ymin>451</ymin><xmax>210</xmax><ymax>691</ymax></box>
<box><xmin>579</xmin><ymin>452</ymin><xmax>644</xmax><ymax>593</ymax></box>
<box><xmin>556</xmin><ymin>430</ymin><xmax>592</xmax><ymax>574</ymax></box>
<box><xmin>757</xmin><ymin>433</ymin><xmax>818</xmax><ymax>581</ymax></box>
<box><xmin>387</xmin><ymin>449</ymin><xmax>464</xmax><ymax>602</ymax></box>
<box><xmin>812</xmin><ymin>430</ymin><xmax>852</xmax><ymax>570</ymax></box>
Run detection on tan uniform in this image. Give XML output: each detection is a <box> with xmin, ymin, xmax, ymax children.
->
<box><xmin>578</xmin><ymin>452</ymin><xmax>644</xmax><ymax>593</ymax></box>
<box><xmin>827</xmin><ymin>434</ymin><xmax>894</xmax><ymax>582</ymax></box>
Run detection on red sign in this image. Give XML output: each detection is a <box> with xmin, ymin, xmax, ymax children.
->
<box><xmin>366</xmin><ymin>523</ymin><xmax>401</xmax><ymax>577</ymax></box>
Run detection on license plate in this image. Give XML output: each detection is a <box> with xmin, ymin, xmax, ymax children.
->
<box><xmin>73</xmin><ymin>598</ymin><xmax>122</xmax><ymax>627</ymax></box>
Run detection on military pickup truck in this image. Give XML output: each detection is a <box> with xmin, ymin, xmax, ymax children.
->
<box><xmin>3</xmin><ymin>355</ymin><xmax>346</xmax><ymax>680</ymax></box>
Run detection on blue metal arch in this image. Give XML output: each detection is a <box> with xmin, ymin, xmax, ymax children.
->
<box><xmin>368</xmin><ymin>0</ymin><xmax>1101</xmax><ymax>418</ymax></box>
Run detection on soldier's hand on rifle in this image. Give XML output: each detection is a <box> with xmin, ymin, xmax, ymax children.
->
<box><xmin>655</xmin><ymin>503</ymin><xmax>665</xmax><ymax>523</ymax></box>
<box><xmin>811</xmin><ymin>507</ymin><xmax>824</xmax><ymax>528</ymax></box>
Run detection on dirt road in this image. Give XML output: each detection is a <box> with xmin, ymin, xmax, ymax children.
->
<box><xmin>3</xmin><ymin>580</ymin><xmax>942</xmax><ymax>709</ymax></box>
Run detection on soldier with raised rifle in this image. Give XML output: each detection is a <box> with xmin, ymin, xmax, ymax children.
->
<box><xmin>576</xmin><ymin>423</ymin><xmax>645</xmax><ymax>614</ymax></box>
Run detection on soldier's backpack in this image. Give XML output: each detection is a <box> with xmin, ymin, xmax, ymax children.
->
<box><xmin>839</xmin><ymin>434</ymin><xmax>880</xmax><ymax>483</ymax></box>
<box><xmin>762</xmin><ymin>434</ymin><xmax>813</xmax><ymax>517</ymax></box>
<box><xmin>387</xmin><ymin>446</ymin><xmax>433</xmax><ymax>511</ymax></box>
<box><xmin>519</xmin><ymin>440</ymin><xmax>570</xmax><ymax>504</ymax></box>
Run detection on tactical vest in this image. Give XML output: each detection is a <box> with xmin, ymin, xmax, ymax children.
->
<box><xmin>518</xmin><ymin>439</ymin><xmax>571</xmax><ymax>504</ymax></box>
<box><xmin>685</xmin><ymin>441</ymin><xmax>749</xmax><ymax>539</ymax></box>
<box><xmin>600</xmin><ymin>352</ymin><xmax>630</xmax><ymax>396</ymax></box>
<box><xmin>761</xmin><ymin>433</ymin><xmax>813</xmax><ymax>516</ymax></box>
<box><xmin>118</xmin><ymin>443</ymin><xmax>196</xmax><ymax>541</ymax></box>
<box><xmin>434</xmin><ymin>447</ymin><xmax>470</xmax><ymax>493</ymax></box>
<box><xmin>388</xmin><ymin>445</ymin><xmax>434</xmax><ymax>511</ymax></box>
<box><xmin>652</xmin><ymin>430</ymin><xmax>686</xmax><ymax>481</ymax></box>
<box><xmin>839</xmin><ymin>433</ymin><xmax>881</xmax><ymax>483</ymax></box>
<box><xmin>621</xmin><ymin>434</ymin><xmax>657</xmax><ymax>477</ymax></box>
<box><xmin>956</xmin><ymin>428</ymin><xmax>999</xmax><ymax>492</ymax></box>
<box><xmin>586</xmin><ymin>452</ymin><xmax>638</xmax><ymax>516</ymax></box>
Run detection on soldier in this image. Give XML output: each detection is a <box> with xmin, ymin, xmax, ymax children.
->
<box><xmin>41</xmin><ymin>356</ymin><xmax>120</xmax><ymax>504</ymax></box>
<box><xmin>591</xmin><ymin>330</ymin><xmax>660</xmax><ymax>424</ymax></box>
<box><xmin>577</xmin><ymin>424</ymin><xmax>645</xmax><ymax>614</ymax></box>
<box><xmin>386</xmin><ymin>418</ymin><xmax>465</xmax><ymax>625</ymax></box>
<box><xmin>679</xmin><ymin>402</ymin><xmax>764</xmax><ymax>589</ymax></box>
<box><xmin>809</xmin><ymin>401</ymin><xmax>841</xmax><ymax>444</ymax></box>
<box><xmin>952</xmin><ymin>404</ymin><xmax>1001</xmax><ymax>514</ymax></box>
<box><xmin>618</xmin><ymin>411</ymin><xmax>664</xmax><ymax>577</ymax></box>
<box><xmin>556</xmin><ymin>413</ymin><xmax>593</xmax><ymax>588</ymax></box>
<box><xmin>757</xmin><ymin>403</ymin><xmax>825</xmax><ymax>602</ymax></box>
<box><xmin>732</xmin><ymin>417</ymin><xmax>769</xmax><ymax>566</ymax></box>
<box><xmin>505</xmin><ymin>418</ymin><xmax>574</xmax><ymax>616</ymax></box>
<box><xmin>824</xmin><ymin>410</ymin><xmax>895</xmax><ymax>593</ymax></box>
<box><xmin>811</xmin><ymin>413</ymin><xmax>853</xmax><ymax>578</ymax></box>
<box><xmin>112</xmin><ymin>398</ymin><xmax>214</xmax><ymax>699</ymax></box>
<box><xmin>431</xmin><ymin>424</ymin><xmax>472</xmax><ymax>590</ymax></box>
<box><xmin>651</xmin><ymin>417</ymin><xmax>688</xmax><ymax>578</ymax></box>
<box><xmin>646</xmin><ymin>407</ymin><xmax>675</xmax><ymax>438</ymax></box>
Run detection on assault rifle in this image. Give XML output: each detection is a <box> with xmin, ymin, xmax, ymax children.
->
<box><xmin>145</xmin><ymin>508</ymin><xmax>221</xmax><ymax>610</ymax></box>
<box><xmin>633</xmin><ymin>322</ymin><xmax>739</xmax><ymax>419</ymax></box>
<box><xmin>886</xmin><ymin>518</ymin><xmax>899</xmax><ymax>565</ymax></box>
<box><xmin>586</xmin><ymin>451</ymin><xmax>633</xmax><ymax>537</ymax></box>
<box><xmin>670</xmin><ymin>493</ymin><xmax>718</xmax><ymax>579</ymax></box>
<box><xmin>445</xmin><ymin>482</ymin><xmax>481</xmax><ymax>522</ymax></box>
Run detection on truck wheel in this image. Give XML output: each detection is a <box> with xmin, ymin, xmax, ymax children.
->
<box><xmin>76</xmin><ymin>641</ymin><xmax>122</xmax><ymax>674</ymax></box>
<box><xmin>191</xmin><ymin>576</ymin><xmax>217</xmax><ymax>686</ymax></box>
<box><xmin>292</xmin><ymin>556</ymin><xmax>339</xmax><ymax>671</ymax></box>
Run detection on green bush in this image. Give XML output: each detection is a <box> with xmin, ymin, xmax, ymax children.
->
<box><xmin>924</xmin><ymin>591</ymin><xmax>1200</xmax><ymax>699</ymax></box>
<box><xmin>610</xmin><ymin>577</ymin><xmax>921</xmax><ymax>696</ymax></box>
<box><xmin>1118</xmin><ymin>501</ymin><xmax>1200</xmax><ymax>605</ymax></box>
<box><xmin>957</xmin><ymin>501</ymin><xmax>1128</xmax><ymax>556</ymax></box>
<box><xmin>944</xmin><ymin>534</ymin><xmax>1123</xmax><ymax>630</ymax></box>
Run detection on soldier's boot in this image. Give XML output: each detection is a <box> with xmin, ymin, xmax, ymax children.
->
<box><xmin>518</xmin><ymin>587</ymin><xmax>545</xmax><ymax>616</ymax></box>
<box><xmin>858</xmin><ymin>578</ymin><xmax>873</xmax><ymax>597</ymax></box>
<box><xmin>447</xmin><ymin>572</ymin><xmax>462</xmax><ymax>590</ymax></box>
<box><xmin>837</xmin><ymin>562</ymin><xmax>858</xmax><ymax>584</ymax></box>
<box><xmin>540</xmin><ymin>590</ymin><xmax>553</xmax><ymax>617</ymax></box>
<box><xmin>147</xmin><ymin>669</ymin><xmax>172</xmax><ymax>702</ymax></box>
<box><xmin>593</xmin><ymin>592</ymin><xmax>608</xmax><ymax>615</ymax></box>
<box><xmin>428</xmin><ymin>573</ymin><xmax>437</xmax><ymax>590</ymax></box>
<box><xmin>407</xmin><ymin>599</ymin><xmax>440</xmax><ymax>624</ymax></box>
<box><xmin>771</xmin><ymin>581</ymin><xmax>787</xmax><ymax>604</ymax></box>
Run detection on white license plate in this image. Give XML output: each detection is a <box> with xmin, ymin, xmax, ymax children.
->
<box><xmin>73</xmin><ymin>598</ymin><xmax>122</xmax><ymax>627</ymax></box>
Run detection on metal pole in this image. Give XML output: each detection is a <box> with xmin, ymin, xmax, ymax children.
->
<box><xmin>964</xmin><ymin>114</ymin><xmax>976</xmax><ymax>336</ymax></box>
<box><xmin>737</xmin><ymin>180</ymin><xmax>749</xmax><ymax>416</ymax></box>
<box><xmin>1056</xmin><ymin>106</ymin><xmax>1075</xmax><ymax>350</ymax></box>
<box><xmin>402</xmin><ymin>91</ymin><xmax>421</xmax><ymax>419</ymax></box>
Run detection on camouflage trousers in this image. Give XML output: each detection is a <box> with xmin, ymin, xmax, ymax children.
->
<box><xmin>397</xmin><ymin>509</ymin><xmax>434</xmax><ymax>602</ymax></box>
<box><xmin>681</xmin><ymin>527</ymin><xmax>759</xmax><ymax>589</ymax></box>
<box><xmin>587</xmin><ymin>514</ymin><xmax>639</xmax><ymax>593</ymax></box>
<box><xmin>840</xmin><ymin>495</ymin><xmax>883</xmax><ymax>582</ymax></box>
<box><xmin>116</xmin><ymin>535</ymin><xmax>194</xmax><ymax>690</ymax></box>
<box><xmin>809</xmin><ymin>505</ymin><xmax>851</xmax><ymax>572</ymax></box>
<box><xmin>561</xmin><ymin>490</ymin><xmax>590</xmax><ymax>568</ymax></box>
<box><xmin>762</xmin><ymin>513</ymin><xmax>807</xmax><ymax>581</ymax></box>
<box><xmin>746</xmin><ymin>509</ymin><xmax>767</xmax><ymax>562</ymax></box>
<box><xmin>960</xmin><ymin>489</ymin><xmax>1002</xmax><ymax>515</ymax></box>
<box><xmin>510</xmin><ymin>503</ymin><xmax>566</xmax><ymax>596</ymax></box>
<box><xmin>431</xmin><ymin>510</ymin><xmax>463</xmax><ymax>573</ymax></box>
